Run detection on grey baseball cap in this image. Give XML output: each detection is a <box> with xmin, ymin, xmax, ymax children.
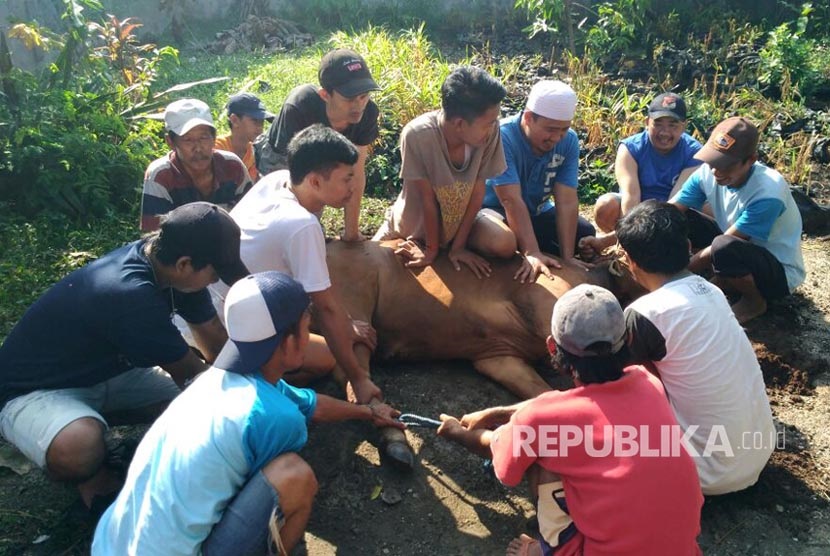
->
<box><xmin>551</xmin><ymin>284</ymin><xmax>626</xmax><ymax>357</ymax></box>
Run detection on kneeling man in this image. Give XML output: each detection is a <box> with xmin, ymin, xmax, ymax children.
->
<box><xmin>0</xmin><ymin>203</ymin><xmax>246</xmax><ymax>511</ymax></box>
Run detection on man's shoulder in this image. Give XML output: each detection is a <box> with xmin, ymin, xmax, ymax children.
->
<box><xmin>404</xmin><ymin>109</ymin><xmax>438</xmax><ymax>129</ymax></box>
<box><xmin>213</xmin><ymin>149</ymin><xmax>245</xmax><ymax>168</ymax></box>
<box><xmin>620</xmin><ymin>129</ymin><xmax>647</xmax><ymax>151</ymax></box>
<box><xmin>144</xmin><ymin>152</ymin><xmax>177</xmax><ymax>181</ymax></box>
<box><xmin>751</xmin><ymin>163</ymin><xmax>789</xmax><ymax>189</ymax></box>
<box><xmin>283</xmin><ymin>84</ymin><xmax>323</xmax><ymax>112</ymax></box>
<box><xmin>214</xmin><ymin>134</ymin><xmax>233</xmax><ymax>152</ymax></box>
<box><xmin>679</xmin><ymin>132</ymin><xmax>702</xmax><ymax>149</ymax></box>
<box><xmin>400</xmin><ymin>111</ymin><xmax>440</xmax><ymax>145</ymax></box>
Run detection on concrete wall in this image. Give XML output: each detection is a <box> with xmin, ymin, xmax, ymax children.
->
<box><xmin>1</xmin><ymin>0</ymin><xmax>516</xmax><ymax>71</ymax></box>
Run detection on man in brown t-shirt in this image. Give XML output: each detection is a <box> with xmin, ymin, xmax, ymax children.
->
<box><xmin>374</xmin><ymin>66</ymin><xmax>509</xmax><ymax>278</ymax></box>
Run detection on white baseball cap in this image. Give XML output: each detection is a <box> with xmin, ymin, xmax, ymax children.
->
<box><xmin>526</xmin><ymin>80</ymin><xmax>577</xmax><ymax>121</ymax></box>
<box><xmin>214</xmin><ymin>271</ymin><xmax>310</xmax><ymax>375</ymax></box>
<box><xmin>164</xmin><ymin>98</ymin><xmax>215</xmax><ymax>136</ymax></box>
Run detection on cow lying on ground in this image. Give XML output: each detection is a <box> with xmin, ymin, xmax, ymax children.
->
<box><xmin>323</xmin><ymin>239</ymin><xmax>638</xmax><ymax>468</ymax></box>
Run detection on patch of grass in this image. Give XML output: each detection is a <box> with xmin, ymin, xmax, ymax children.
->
<box><xmin>0</xmin><ymin>209</ymin><xmax>137</xmax><ymax>340</ymax></box>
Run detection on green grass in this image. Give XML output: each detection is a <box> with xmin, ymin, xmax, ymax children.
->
<box><xmin>0</xmin><ymin>209</ymin><xmax>138</xmax><ymax>340</ymax></box>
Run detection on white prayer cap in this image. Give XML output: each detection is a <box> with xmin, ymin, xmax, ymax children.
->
<box><xmin>525</xmin><ymin>80</ymin><xmax>577</xmax><ymax>121</ymax></box>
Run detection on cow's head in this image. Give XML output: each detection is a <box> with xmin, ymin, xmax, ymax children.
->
<box><xmin>600</xmin><ymin>249</ymin><xmax>648</xmax><ymax>307</ymax></box>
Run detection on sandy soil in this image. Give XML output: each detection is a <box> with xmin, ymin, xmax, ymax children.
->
<box><xmin>0</xmin><ymin>237</ymin><xmax>828</xmax><ymax>556</ymax></box>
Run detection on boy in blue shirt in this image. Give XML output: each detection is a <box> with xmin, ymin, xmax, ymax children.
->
<box><xmin>93</xmin><ymin>271</ymin><xmax>402</xmax><ymax>555</ymax></box>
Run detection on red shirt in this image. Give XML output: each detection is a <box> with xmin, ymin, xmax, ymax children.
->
<box><xmin>491</xmin><ymin>366</ymin><xmax>703</xmax><ymax>556</ymax></box>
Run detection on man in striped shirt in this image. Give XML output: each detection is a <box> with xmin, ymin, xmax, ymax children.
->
<box><xmin>140</xmin><ymin>98</ymin><xmax>253</xmax><ymax>231</ymax></box>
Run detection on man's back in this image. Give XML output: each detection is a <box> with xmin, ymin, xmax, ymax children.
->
<box><xmin>0</xmin><ymin>241</ymin><xmax>207</xmax><ymax>406</ymax></box>
<box><xmin>626</xmin><ymin>274</ymin><xmax>775</xmax><ymax>494</ymax></box>
<box><xmin>491</xmin><ymin>366</ymin><xmax>703</xmax><ymax>556</ymax></box>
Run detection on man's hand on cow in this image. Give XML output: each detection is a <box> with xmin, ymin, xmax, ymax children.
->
<box><xmin>351</xmin><ymin>319</ymin><xmax>377</xmax><ymax>351</ymax></box>
<box><xmin>562</xmin><ymin>256</ymin><xmax>594</xmax><ymax>272</ymax></box>
<box><xmin>367</xmin><ymin>402</ymin><xmax>405</xmax><ymax>430</ymax></box>
<box><xmin>394</xmin><ymin>239</ymin><xmax>438</xmax><ymax>268</ymax></box>
<box><xmin>347</xmin><ymin>376</ymin><xmax>383</xmax><ymax>405</ymax></box>
<box><xmin>578</xmin><ymin>235</ymin><xmax>613</xmax><ymax>260</ymax></box>
<box><xmin>341</xmin><ymin>231</ymin><xmax>368</xmax><ymax>242</ymax></box>
<box><xmin>515</xmin><ymin>251</ymin><xmax>559</xmax><ymax>284</ymax></box>
<box><xmin>448</xmin><ymin>247</ymin><xmax>491</xmax><ymax>279</ymax></box>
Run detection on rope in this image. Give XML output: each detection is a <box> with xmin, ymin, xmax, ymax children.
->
<box><xmin>398</xmin><ymin>413</ymin><xmax>442</xmax><ymax>429</ymax></box>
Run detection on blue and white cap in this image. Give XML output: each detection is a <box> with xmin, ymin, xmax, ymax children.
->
<box><xmin>214</xmin><ymin>271</ymin><xmax>310</xmax><ymax>374</ymax></box>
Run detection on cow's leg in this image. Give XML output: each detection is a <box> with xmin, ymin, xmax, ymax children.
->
<box><xmin>473</xmin><ymin>356</ymin><xmax>551</xmax><ymax>400</ymax></box>
<box><xmin>333</xmin><ymin>344</ymin><xmax>416</xmax><ymax>472</ymax></box>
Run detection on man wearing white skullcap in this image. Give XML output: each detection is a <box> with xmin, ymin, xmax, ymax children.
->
<box><xmin>473</xmin><ymin>80</ymin><xmax>596</xmax><ymax>283</ymax></box>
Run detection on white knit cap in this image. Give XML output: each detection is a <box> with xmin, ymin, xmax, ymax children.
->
<box><xmin>525</xmin><ymin>80</ymin><xmax>577</xmax><ymax>121</ymax></box>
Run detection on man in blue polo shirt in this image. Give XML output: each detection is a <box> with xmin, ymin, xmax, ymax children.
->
<box><xmin>0</xmin><ymin>203</ymin><xmax>247</xmax><ymax>513</ymax></box>
<box><xmin>473</xmin><ymin>80</ymin><xmax>595</xmax><ymax>283</ymax></box>
<box><xmin>671</xmin><ymin>116</ymin><xmax>805</xmax><ymax>323</ymax></box>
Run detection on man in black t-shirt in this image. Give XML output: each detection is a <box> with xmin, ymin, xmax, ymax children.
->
<box><xmin>256</xmin><ymin>49</ymin><xmax>381</xmax><ymax>241</ymax></box>
<box><xmin>0</xmin><ymin>203</ymin><xmax>248</xmax><ymax>513</ymax></box>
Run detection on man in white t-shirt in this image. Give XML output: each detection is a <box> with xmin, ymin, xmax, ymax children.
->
<box><xmin>617</xmin><ymin>200</ymin><xmax>775</xmax><ymax>495</ymax></box>
<box><xmin>210</xmin><ymin>124</ymin><xmax>382</xmax><ymax>405</ymax></box>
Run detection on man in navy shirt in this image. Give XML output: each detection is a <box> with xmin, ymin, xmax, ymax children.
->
<box><xmin>474</xmin><ymin>80</ymin><xmax>596</xmax><ymax>284</ymax></box>
<box><xmin>0</xmin><ymin>202</ymin><xmax>247</xmax><ymax>512</ymax></box>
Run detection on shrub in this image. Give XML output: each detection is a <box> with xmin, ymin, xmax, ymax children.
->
<box><xmin>0</xmin><ymin>1</ymin><xmax>178</xmax><ymax>219</ymax></box>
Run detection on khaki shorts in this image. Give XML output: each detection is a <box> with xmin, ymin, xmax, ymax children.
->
<box><xmin>0</xmin><ymin>367</ymin><xmax>180</xmax><ymax>468</ymax></box>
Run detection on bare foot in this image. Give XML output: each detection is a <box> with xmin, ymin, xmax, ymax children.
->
<box><xmin>731</xmin><ymin>295</ymin><xmax>767</xmax><ymax>324</ymax></box>
<box><xmin>506</xmin><ymin>533</ymin><xmax>542</xmax><ymax>556</ymax></box>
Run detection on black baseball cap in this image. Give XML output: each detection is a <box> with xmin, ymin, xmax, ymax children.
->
<box><xmin>226</xmin><ymin>92</ymin><xmax>274</xmax><ymax>122</ymax></box>
<box><xmin>159</xmin><ymin>202</ymin><xmax>249</xmax><ymax>286</ymax></box>
<box><xmin>648</xmin><ymin>92</ymin><xmax>687</xmax><ymax>121</ymax></box>
<box><xmin>318</xmin><ymin>49</ymin><xmax>380</xmax><ymax>98</ymax></box>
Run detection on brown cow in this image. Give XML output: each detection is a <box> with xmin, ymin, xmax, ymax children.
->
<box><xmin>323</xmin><ymin>239</ymin><xmax>637</xmax><ymax>468</ymax></box>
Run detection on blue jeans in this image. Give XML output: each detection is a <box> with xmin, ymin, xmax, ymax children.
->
<box><xmin>202</xmin><ymin>471</ymin><xmax>285</xmax><ymax>556</ymax></box>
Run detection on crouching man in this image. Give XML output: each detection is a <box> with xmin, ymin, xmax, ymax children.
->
<box><xmin>93</xmin><ymin>271</ymin><xmax>402</xmax><ymax>555</ymax></box>
<box><xmin>437</xmin><ymin>285</ymin><xmax>703</xmax><ymax>556</ymax></box>
<box><xmin>0</xmin><ymin>202</ymin><xmax>246</xmax><ymax>513</ymax></box>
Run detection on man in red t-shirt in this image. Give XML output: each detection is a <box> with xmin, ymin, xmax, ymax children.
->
<box><xmin>438</xmin><ymin>284</ymin><xmax>703</xmax><ymax>556</ymax></box>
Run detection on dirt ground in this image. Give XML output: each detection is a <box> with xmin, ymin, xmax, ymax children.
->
<box><xmin>0</xmin><ymin>237</ymin><xmax>829</xmax><ymax>555</ymax></box>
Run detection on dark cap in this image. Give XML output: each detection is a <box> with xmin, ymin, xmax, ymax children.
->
<box><xmin>159</xmin><ymin>202</ymin><xmax>249</xmax><ymax>286</ymax></box>
<box><xmin>318</xmin><ymin>49</ymin><xmax>380</xmax><ymax>98</ymax></box>
<box><xmin>648</xmin><ymin>92</ymin><xmax>687</xmax><ymax>121</ymax></box>
<box><xmin>214</xmin><ymin>271</ymin><xmax>310</xmax><ymax>375</ymax></box>
<box><xmin>695</xmin><ymin>116</ymin><xmax>759</xmax><ymax>168</ymax></box>
<box><xmin>226</xmin><ymin>92</ymin><xmax>274</xmax><ymax>122</ymax></box>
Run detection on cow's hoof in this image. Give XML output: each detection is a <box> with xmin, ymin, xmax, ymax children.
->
<box><xmin>382</xmin><ymin>441</ymin><xmax>416</xmax><ymax>472</ymax></box>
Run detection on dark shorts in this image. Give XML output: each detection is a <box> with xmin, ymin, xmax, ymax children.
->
<box><xmin>487</xmin><ymin>205</ymin><xmax>596</xmax><ymax>257</ymax></box>
<box><xmin>685</xmin><ymin>210</ymin><xmax>790</xmax><ymax>300</ymax></box>
<box><xmin>711</xmin><ymin>235</ymin><xmax>790</xmax><ymax>299</ymax></box>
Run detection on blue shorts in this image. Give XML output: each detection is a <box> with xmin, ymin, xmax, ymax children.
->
<box><xmin>202</xmin><ymin>470</ymin><xmax>285</xmax><ymax>555</ymax></box>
